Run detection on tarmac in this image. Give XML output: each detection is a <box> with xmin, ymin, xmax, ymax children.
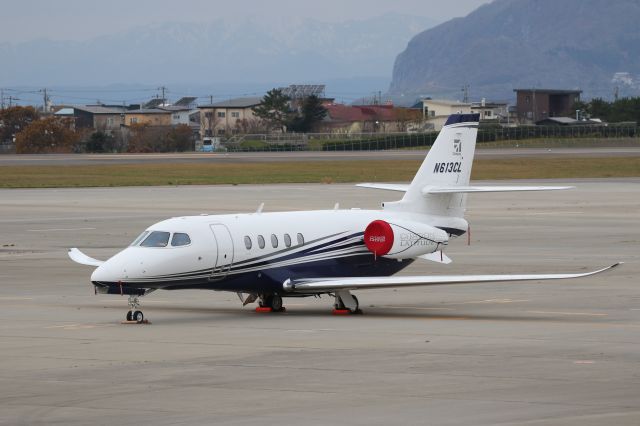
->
<box><xmin>0</xmin><ymin>180</ymin><xmax>638</xmax><ymax>425</ymax></box>
<box><xmin>1</xmin><ymin>147</ymin><xmax>639</xmax><ymax>166</ymax></box>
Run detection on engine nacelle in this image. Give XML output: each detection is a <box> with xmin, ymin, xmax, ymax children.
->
<box><xmin>364</xmin><ymin>219</ymin><xmax>449</xmax><ymax>259</ymax></box>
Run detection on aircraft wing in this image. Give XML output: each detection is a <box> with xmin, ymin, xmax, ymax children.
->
<box><xmin>283</xmin><ymin>263</ymin><xmax>620</xmax><ymax>293</ymax></box>
<box><xmin>68</xmin><ymin>248</ymin><xmax>104</xmax><ymax>267</ymax></box>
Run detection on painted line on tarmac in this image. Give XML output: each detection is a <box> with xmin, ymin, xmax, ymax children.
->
<box><xmin>527</xmin><ymin>310</ymin><xmax>608</xmax><ymax>317</ymax></box>
<box><xmin>27</xmin><ymin>227</ymin><xmax>96</xmax><ymax>232</ymax></box>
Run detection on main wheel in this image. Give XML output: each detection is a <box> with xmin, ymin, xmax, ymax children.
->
<box><xmin>133</xmin><ymin>310</ymin><xmax>144</xmax><ymax>323</ymax></box>
<box><xmin>126</xmin><ymin>310</ymin><xmax>133</xmax><ymax>321</ymax></box>
<box><xmin>271</xmin><ymin>294</ymin><xmax>283</xmax><ymax>311</ymax></box>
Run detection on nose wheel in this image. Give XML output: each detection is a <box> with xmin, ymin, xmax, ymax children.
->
<box><xmin>123</xmin><ymin>295</ymin><xmax>150</xmax><ymax>324</ymax></box>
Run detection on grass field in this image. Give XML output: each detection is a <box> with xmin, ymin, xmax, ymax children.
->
<box><xmin>0</xmin><ymin>156</ymin><xmax>639</xmax><ymax>188</ymax></box>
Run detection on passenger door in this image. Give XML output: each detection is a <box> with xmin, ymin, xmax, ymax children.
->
<box><xmin>209</xmin><ymin>224</ymin><xmax>234</xmax><ymax>280</ymax></box>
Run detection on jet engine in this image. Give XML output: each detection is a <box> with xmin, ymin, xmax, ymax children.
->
<box><xmin>364</xmin><ymin>219</ymin><xmax>449</xmax><ymax>259</ymax></box>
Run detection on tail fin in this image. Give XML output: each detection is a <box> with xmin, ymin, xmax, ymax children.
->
<box><xmin>388</xmin><ymin>113</ymin><xmax>479</xmax><ymax>218</ymax></box>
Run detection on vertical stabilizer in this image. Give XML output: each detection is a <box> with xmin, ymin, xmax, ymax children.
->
<box><xmin>390</xmin><ymin>113</ymin><xmax>479</xmax><ymax>217</ymax></box>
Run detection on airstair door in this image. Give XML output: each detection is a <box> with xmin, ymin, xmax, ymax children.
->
<box><xmin>209</xmin><ymin>224</ymin><xmax>234</xmax><ymax>280</ymax></box>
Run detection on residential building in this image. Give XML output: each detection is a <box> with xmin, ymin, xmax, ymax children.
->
<box><xmin>514</xmin><ymin>89</ymin><xmax>582</xmax><ymax>124</ymax></box>
<box><xmin>322</xmin><ymin>104</ymin><xmax>423</xmax><ymax>133</ymax></box>
<box><xmin>198</xmin><ymin>97</ymin><xmax>263</xmax><ymax>137</ymax></box>
<box><xmin>470</xmin><ymin>99</ymin><xmax>509</xmax><ymax>122</ymax></box>
<box><xmin>421</xmin><ymin>99</ymin><xmax>472</xmax><ymax>130</ymax></box>
<box><xmin>124</xmin><ymin>109</ymin><xmax>172</xmax><ymax>127</ymax></box>
<box><xmin>55</xmin><ymin>105</ymin><xmax>126</xmax><ymax>131</ymax></box>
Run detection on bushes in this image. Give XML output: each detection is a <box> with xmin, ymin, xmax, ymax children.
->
<box><xmin>15</xmin><ymin>117</ymin><xmax>79</xmax><ymax>154</ymax></box>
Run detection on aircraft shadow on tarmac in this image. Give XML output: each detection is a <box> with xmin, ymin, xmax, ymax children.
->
<box><xmin>76</xmin><ymin>302</ymin><xmax>609</xmax><ymax>324</ymax></box>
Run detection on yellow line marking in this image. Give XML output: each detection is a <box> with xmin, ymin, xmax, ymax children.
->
<box><xmin>527</xmin><ymin>311</ymin><xmax>608</xmax><ymax>317</ymax></box>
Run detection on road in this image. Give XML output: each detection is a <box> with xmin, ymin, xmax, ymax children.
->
<box><xmin>1</xmin><ymin>147</ymin><xmax>639</xmax><ymax>166</ymax></box>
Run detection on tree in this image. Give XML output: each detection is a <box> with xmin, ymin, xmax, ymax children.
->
<box><xmin>15</xmin><ymin>117</ymin><xmax>79</xmax><ymax>154</ymax></box>
<box><xmin>288</xmin><ymin>95</ymin><xmax>328</xmax><ymax>133</ymax></box>
<box><xmin>166</xmin><ymin>124</ymin><xmax>194</xmax><ymax>152</ymax></box>
<box><xmin>85</xmin><ymin>131</ymin><xmax>114</xmax><ymax>153</ymax></box>
<box><xmin>252</xmin><ymin>89</ymin><xmax>291</xmax><ymax>132</ymax></box>
<box><xmin>0</xmin><ymin>106</ymin><xmax>39</xmax><ymax>143</ymax></box>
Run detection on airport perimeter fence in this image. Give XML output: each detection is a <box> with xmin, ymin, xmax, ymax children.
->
<box><xmin>222</xmin><ymin>123</ymin><xmax>639</xmax><ymax>152</ymax></box>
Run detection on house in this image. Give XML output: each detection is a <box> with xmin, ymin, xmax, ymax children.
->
<box><xmin>198</xmin><ymin>96</ymin><xmax>263</xmax><ymax>137</ymax></box>
<box><xmin>471</xmin><ymin>99</ymin><xmax>509</xmax><ymax>122</ymax></box>
<box><xmin>322</xmin><ymin>104</ymin><xmax>423</xmax><ymax>133</ymax></box>
<box><xmin>123</xmin><ymin>109</ymin><xmax>172</xmax><ymax>127</ymax></box>
<box><xmin>421</xmin><ymin>99</ymin><xmax>472</xmax><ymax>130</ymax></box>
<box><xmin>514</xmin><ymin>89</ymin><xmax>582</xmax><ymax>124</ymax></box>
<box><xmin>55</xmin><ymin>105</ymin><xmax>126</xmax><ymax>131</ymax></box>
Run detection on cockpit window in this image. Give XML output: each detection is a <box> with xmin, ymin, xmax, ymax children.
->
<box><xmin>140</xmin><ymin>231</ymin><xmax>170</xmax><ymax>247</ymax></box>
<box><xmin>130</xmin><ymin>231</ymin><xmax>149</xmax><ymax>246</ymax></box>
<box><xmin>171</xmin><ymin>233</ymin><xmax>191</xmax><ymax>247</ymax></box>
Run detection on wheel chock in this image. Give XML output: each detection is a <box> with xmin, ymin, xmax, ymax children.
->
<box><xmin>332</xmin><ymin>309</ymin><xmax>363</xmax><ymax>315</ymax></box>
<box><xmin>255</xmin><ymin>307</ymin><xmax>273</xmax><ymax>313</ymax></box>
<box><xmin>120</xmin><ymin>320</ymin><xmax>151</xmax><ymax>325</ymax></box>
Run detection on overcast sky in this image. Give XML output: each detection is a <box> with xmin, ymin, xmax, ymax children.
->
<box><xmin>1</xmin><ymin>0</ymin><xmax>492</xmax><ymax>43</ymax></box>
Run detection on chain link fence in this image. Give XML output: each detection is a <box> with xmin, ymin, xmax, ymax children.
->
<box><xmin>221</xmin><ymin>124</ymin><xmax>639</xmax><ymax>152</ymax></box>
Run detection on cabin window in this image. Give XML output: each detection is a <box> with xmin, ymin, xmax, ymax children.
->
<box><xmin>244</xmin><ymin>236</ymin><xmax>252</xmax><ymax>250</ymax></box>
<box><xmin>130</xmin><ymin>231</ymin><xmax>149</xmax><ymax>246</ymax></box>
<box><xmin>171</xmin><ymin>233</ymin><xmax>191</xmax><ymax>247</ymax></box>
<box><xmin>257</xmin><ymin>235</ymin><xmax>265</xmax><ymax>249</ymax></box>
<box><xmin>297</xmin><ymin>233</ymin><xmax>304</xmax><ymax>245</ymax></box>
<box><xmin>141</xmin><ymin>231</ymin><xmax>170</xmax><ymax>248</ymax></box>
<box><xmin>271</xmin><ymin>234</ymin><xmax>278</xmax><ymax>248</ymax></box>
<box><xmin>284</xmin><ymin>233</ymin><xmax>291</xmax><ymax>247</ymax></box>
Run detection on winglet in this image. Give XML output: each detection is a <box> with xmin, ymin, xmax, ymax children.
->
<box><xmin>68</xmin><ymin>248</ymin><xmax>104</xmax><ymax>267</ymax></box>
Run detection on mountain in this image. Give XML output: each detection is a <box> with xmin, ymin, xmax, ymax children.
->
<box><xmin>389</xmin><ymin>0</ymin><xmax>640</xmax><ymax>101</ymax></box>
<box><xmin>0</xmin><ymin>14</ymin><xmax>437</xmax><ymax>89</ymax></box>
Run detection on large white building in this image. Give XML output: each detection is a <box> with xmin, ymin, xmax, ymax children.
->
<box><xmin>421</xmin><ymin>99</ymin><xmax>472</xmax><ymax>130</ymax></box>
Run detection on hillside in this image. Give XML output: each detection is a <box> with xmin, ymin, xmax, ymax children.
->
<box><xmin>389</xmin><ymin>0</ymin><xmax>640</xmax><ymax>100</ymax></box>
<box><xmin>0</xmin><ymin>14</ymin><xmax>436</xmax><ymax>87</ymax></box>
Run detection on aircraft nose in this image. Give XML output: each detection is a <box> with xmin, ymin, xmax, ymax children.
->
<box><xmin>91</xmin><ymin>263</ymin><xmax>109</xmax><ymax>283</ymax></box>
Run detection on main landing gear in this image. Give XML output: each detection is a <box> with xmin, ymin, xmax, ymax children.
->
<box><xmin>333</xmin><ymin>290</ymin><xmax>362</xmax><ymax>315</ymax></box>
<box><xmin>256</xmin><ymin>294</ymin><xmax>285</xmax><ymax>313</ymax></box>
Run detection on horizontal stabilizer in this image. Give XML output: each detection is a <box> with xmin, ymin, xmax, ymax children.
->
<box><xmin>68</xmin><ymin>248</ymin><xmax>104</xmax><ymax>267</ymax></box>
<box><xmin>283</xmin><ymin>263</ymin><xmax>621</xmax><ymax>293</ymax></box>
<box><xmin>422</xmin><ymin>185</ymin><xmax>574</xmax><ymax>195</ymax></box>
<box><xmin>356</xmin><ymin>183</ymin><xmax>409</xmax><ymax>192</ymax></box>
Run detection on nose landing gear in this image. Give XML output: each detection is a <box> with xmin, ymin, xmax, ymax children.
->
<box><xmin>123</xmin><ymin>294</ymin><xmax>151</xmax><ymax>324</ymax></box>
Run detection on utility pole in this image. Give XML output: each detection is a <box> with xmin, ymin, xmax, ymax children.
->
<box><xmin>8</xmin><ymin>96</ymin><xmax>20</xmax><ymax>108</ymax></box>
<box><xmin>461</xmin><ymin>84</ymin><xmax>470</xmax><ymax>103</ymax></box>
<box><xmin>209</xmin><ymin>95</ymin><xmax>213</xmax><ymax>105</ymax></box>
<box><xmin>39</xmin><ymin>88</ymin><xmax>49</xmax><ymax>112</ymax></box>
<box><xmin>158</xmin><ymin>86</ymin><xmax>167</xmax><ymax>104</ymax></box>
<box><xmin>0</xmin><ymin>89</ymin><xmax>4</xmax><ymax>110</ymax></box>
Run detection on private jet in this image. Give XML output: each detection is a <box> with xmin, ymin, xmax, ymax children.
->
<box><xmin>69</xmin><ymin>113</ymin><xmax>619</xmax><ymax>322</ymax></box>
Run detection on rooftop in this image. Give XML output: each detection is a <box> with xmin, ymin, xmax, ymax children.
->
<box><xmin>72</xmin><ymin>105</ymin><xmax>126</xmax><ymax>114</ymax></box>
<box><xmin>198</xmin><ymin>96</ymin><xmax>263</xmax><ymax>109</ymax></box>
<box><xmin>514</xmin><ymin>89</ymin><xmax>582</xmax><ymax>95</ymax></box>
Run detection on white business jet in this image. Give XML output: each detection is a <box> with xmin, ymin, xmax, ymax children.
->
<box><xmin>69</xmin><ymin>113</ymin><xmax>619</xmax><ymax>322</ymax></box>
